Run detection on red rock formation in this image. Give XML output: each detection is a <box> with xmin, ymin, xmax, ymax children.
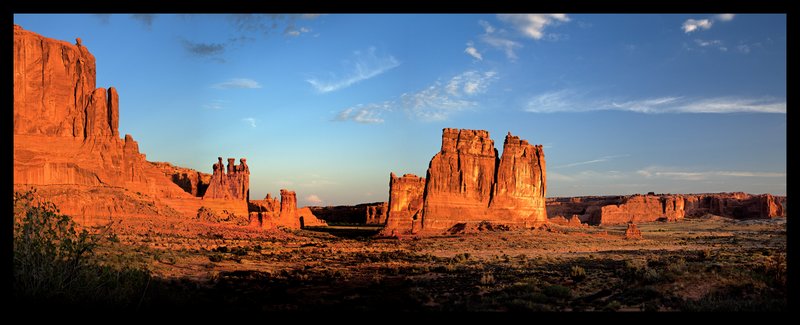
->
<box><xmin>366</xmin><ymin>202</ymin><xmax>388</xmax><ymax>225</ymax></box>
<box><xmin>547</xmin><ymin>192</ymin><xmax>784</xmax><ymax>225</ymax></box>
<box><xmin>383</xmin><ymin>129</ymin><xmax>548</xmax><ymax>235</ymax></box>
<box><xmin>152</xmin><ymin>161</ymin><xmax>212</xmax><ymax>197</ymax></box>
<box><xmin>13</xmin><ymin>25</ymin><xmax>250</xmax><ymax>225</ymax></box>
<box><xmin>683</xmin><ymin>192</ymin><xmax>785</xmax><ymax>219</ymax></box>
<box><xmin>421</xmin><ymin>129</ymin><xmax>498</xmax><ymax>230</ymax></box>
<box><xmin>592</xmin><ymin>195</ymin><xmax>685</xmax><ymax>225</ymax></box>
<box><xmin>625</xmin><ymin>223</ymin><xmax>642</xmax><ymax>240</ymax></box>
<box><xmin>249</xmin><ymin>190</ymin><xmax>326</xmax><ymax>229</ymax></box>
<box><xmin>203</xmin><ymin>157</ymin><xmax>250</xmax><ymax>201</ymax></box>
<box><xmin>380</xmin><ymin>173</ymin><xmax>426</xmax><ymax>236</ymax></box>
<box><xmin>489</xmin><ymin>132</ymin><xmax>547</xmax><ymax>224</ymax></box>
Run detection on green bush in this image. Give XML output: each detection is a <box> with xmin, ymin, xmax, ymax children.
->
<box><xmin>13</xmin><ymin>189</ymin><xmax>150</xmax><ymax>307</ymax></box>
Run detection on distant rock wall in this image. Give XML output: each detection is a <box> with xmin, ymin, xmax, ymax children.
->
<box><xmin>547</xmin><ymin>192</ymin><xmax>785</xmax><ymax>225</ymax></box>
<box><xmin>151</xmin><ymin>161</ymin><xmax>212</xmax><ymax>197</ymax></box>
<box><xmin>248</xmin><ymin>190</ymin><xmax>326</xmax><ymax>229</ymax></box>
<box><xmin>309</xmin><ymin>202</ymin><xmax>388</xmax><ymax>225</ymax></box>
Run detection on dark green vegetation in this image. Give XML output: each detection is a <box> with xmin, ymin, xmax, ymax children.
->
<box><xmin>13</xmin><ymin>191</ymin><xmax>786</xmax><ymax>312</ymax></box>
<box><xmin>12</xmin><ymin>190</ymin><xmax>151</xmax><ymax>310</ymax></box>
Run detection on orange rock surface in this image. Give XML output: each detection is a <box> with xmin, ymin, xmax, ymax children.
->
<box><xmin>383</xmin><ymin>128</ymin><xmax>547</xmax><ymax>235</ymax></box>
<box><xmin>365</xmin><ymin>202</ymin><xmax>388</xmax><ymax>225</ymax></box>
<box><xmin>248</xmin><ymin>190</ymin><xmax>326</xmax><ymax>229</ymax></box>
<box><xmin>203</xmin><ymin>157</ymin><xmax>250</xmax><ymax>201</ymax></box>
<box><xmin>13</xmin><ymin>25</ymin><xmax>247</xmax><ymax>225</ymax></box>
<box><xmin>380</xmin><ymin>173</ymin><xmax>426</xmax><ymax>236</ymax></box>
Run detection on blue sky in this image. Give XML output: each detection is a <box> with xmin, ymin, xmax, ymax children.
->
<box><xmin>14</xmin><ymin>14</ymin><xmax>786</xmax><ymax>206</ymax></box>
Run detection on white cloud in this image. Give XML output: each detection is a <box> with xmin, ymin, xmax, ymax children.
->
<box><xmin>525</xmin><ymin>91</ymin><xmax>786</xmax><ymax>114</ymax></box>
<box><xmin>637</xmin><ymin>166</ymin><xmax>785</xmax><ymax>181</ymax></box>
<box><xmin>305</xmin><ymin>194</ymin><xmax>323</xmax><ymax>205</ymax></box>
<box><xmin>497</xmin><ymin>14</ymin><xmax>570</xmax><ymax>40</ymax></box>
<box><xmin>737</xmin><ymin>44</ymin><xmax>751</xmax><ymax>54</ymax></box>
<box><xmin>334</xmin><ymin>70</ymin><xmax>498</xmax><ymax>123</ymax></box>
<box><xmin>556</xmin><ymin>154</ymin><xmax>630</xmax><ymax>168</ymax></box>
<box><xmin>202</xmin><ymin>100</ymin><xmax>227</xmax><ymax>110</ymax></box>
<box><xmin>694</xmin><ymin>39</ymin><xmax>727</xmax><ymax>51</ymax></box>
<box><xmin>716</xmin><ymin>14</ymin><xmax>735</xmax><ymax>22</ymax></box>
<box><xmin>285</xmin><ymin>26</ymin><xmax>311</xmax><ymax>37</ymax></box>
<box><xmin>464</xmin><ymin>41</ymin><xmax>483</xmax><ymax>60</ymax></box>
<box><xmin>242</xmin><ymin>117</ymin><xmax>257</xmax><ymax>128</ymax></box>
<box><xmin>478</xmin><ymin>20</ymin><xmax>522</xmax><ymax>60</ymax></box>
<box><xmin>212</xmin><ymin>78</ymin><xmax>262</xmax><ymax>89</ymax></box>
<box><xmin>334</xmin><ymin>102</ymin><xmax>391</xmax><ymax>124</ymax></box>
<box><xmin>402</xmin><ymin>70</ymin><xmax>498</xmax><ymax>121</ymax></box>
<box><xmin>682</xmin><ymin>19</ymin><xmax>713</xmax><ymax>33</ymax></box>
<box><xmin>307</xmin><ymin>47</ymin><xmax>400</xmax><ymax>93</ymax></box>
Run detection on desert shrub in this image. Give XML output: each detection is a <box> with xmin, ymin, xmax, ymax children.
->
<box><xmin>542</xmin><ymin>285</ymin><xmax>572</xmax><ymax>300</ymax></box>
<box><xmin>480</xmin><ymin>273</ymin><xmax>496</xmax><ymax>285</ymax></box>
<box><xmin>452</xmin><ymin>252</ymin><xmax>471</xmax><ymax>264</ymax></box>
<box><xmin>570</xmin><ymin>265</ymin><xmax>586</xmax><ymax>282</ymax></box>
<box><xmin>13</xmin><ymin>189</ymin><xmax>150</xmax><ymax>308</ymax></box>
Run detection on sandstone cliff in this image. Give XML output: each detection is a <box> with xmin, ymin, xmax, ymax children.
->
<box><xmin>547</xmin><ymin>192</ymin><xmax>784</xmax><ymax>225</ymax></box>
<box><xmin>383</xmin><ymin>129</ymin><xmax>547</xmax><ymax>235</ymax></box>
<box><xmin>13</xmin><ymin>25</ymin><xmax>247</xmax><ymax>225</ymax></box>
<box><xmin>380</xmin><ymin>173</ymin><xmax>426</xmax><ymax>236</ymax></box>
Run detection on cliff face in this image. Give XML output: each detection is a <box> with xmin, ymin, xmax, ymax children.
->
<box><xmin>13</xmin><ymin>25</ymin><xmax>247</xmax><ymax>224</ymax></box>
<box><xmin>547</xmin><ymin>192</ymin><xmax>784</xmax><ymax>226</ymax></box>
<box><xmin>151</xmin><ymin>161</ymin><xmax>212</xmax><ymax>197</ymax></box>
<box><xmin>421</xmin><ymin>129</ymin><xmax>498</xmax><ymax>230</ymax></box>
<box><xmin>384</xmin><ymin>128</ymin><xmax>547</xmax><ymax>235</ymax></box>
<box><xmin>380</xmin><ymin>173</ymin><xmax>426</xmax><ymax>236</ymax></box>
<box><xmin>591</xmin><ymin>195</ymin><xmax>685</xmax><ymax>225</ymax></box>
<box><xmin>489</xmin><ymin>133</ymin><xmax>547</xmax><ymax>224</ymax></box>
<box><xmin>365</xmin><ymin>202</ymin><xmax>388</xmax><ymax>225</ymax></box>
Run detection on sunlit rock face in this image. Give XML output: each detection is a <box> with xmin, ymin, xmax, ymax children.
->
<box><xmin>383</xmin><ymin>128</ymin><xmax>548</xmax><ymax>235</ymax></box>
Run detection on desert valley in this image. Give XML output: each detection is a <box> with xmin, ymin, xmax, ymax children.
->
<box><xmin>12</xmin><ymin>20</ymin><xmax>786</xmax><ymax>312</ymax></box>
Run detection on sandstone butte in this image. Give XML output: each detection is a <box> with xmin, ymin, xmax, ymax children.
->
<box><xmin>381</xmin><ymin>128</ymin><xmax>547</xmax><ymax>235</ymax></box>
<box><xmin>547</xmin><ymin>192</ymin><xmax>785</xmax><ymax>226</ymax></box>
<box><xmin>13</xmin><ymin>25</ymin><xmax>322</xmax><ymax>229</ymax></box>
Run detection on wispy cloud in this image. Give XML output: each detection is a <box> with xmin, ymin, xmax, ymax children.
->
<box><xmin>682</xmin><ymin>19</ymin><xmax>713</xmax><ymax>33</ymax></box>
<box><xmin>227</xmin><ymin>14</ymin><xmax>321</xmax><ymax>37</ymax></box>
<box><xmin>496</xmin><ymin>14</ymin><xmax>570</xmax><ymax>40</ymax></box>
<box><xmin>637</xmin><ymin>166</ymin><xmax>785</xmax><ymax>181</ymax></box>
<box><xmin>464</xmin><ymin>41</ymin><xmax>483</xmax><ymax>61</ymax></box>
<box><xmin>242</xmin><ymin>117</ymin><xmax>257</xmax><ymax>128</ymax></box>
<box><xmin>694</xmin><ymin>39</ymin><xmax>728</xmax><ymax>51</ymax></box>
<box><xmin>212</xmin><ymin>78</ymin><xmax>262</xmax><ymax>89</ymax></box>
<box><xmin>716</xmin><ymin>14</ymin><xmax>736</xmax><ymax>22</ymax></box>
<box><xmin>203</xmin><ymin>100</ymin><xmax>228</xmax><ymax>110</ymax></box>
<box><xmin>334</xmin><ymin>102</ymin><xmax>391</xmax><ymax>124</ymax></box>
<box><xmin>307</xmin><ymin>47</ymin><xmax>400</xmax><ymax>93</ymax></box>
<box><xmin>401</xmin><ymin>70</ymin><xmax>498</xmax><ymax>121</ymax></box>
<box><xmin>284</xmin><ymin>25</ymin><xmax>311</xmax><ymax>37</ymax></box>
<box><xmin>556</xmin><ymin>154</ymin><xmax>630</xmax><ymax>168</ymax></box>
<box><xmin>131</xmin><ymin>14</ymin><xmax>156</xmax><ymax>29</ymax></box>
<box><xmin>333</xmin><ymin>70</ymin><xmax>498</xmax><ymax>123</ymax></box>
<box><xmin>93</xmin><ymin>14</ymin><xmax>111</xmax><ymax>24</ymax></box>
<box><xmin>305</xmin><ymin>194</ymin><xmax>323</xmax><ymax>205</ymax></box>
<box><xmin>181</xmin><ymin>39</ymin><xmax>225</xmax><ymax>57</ymax></box>
<box><xmin>525</xmin><ymin>91</ymin><xmax>786</xmax><ymax>114</ymax></box>
<box><xmin>478</xmin><ymin>20</ymin><xmax>522</xmax><ymax>60</ymax></box>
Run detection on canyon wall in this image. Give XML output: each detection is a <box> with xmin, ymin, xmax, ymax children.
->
<box><xmin>13</xmin><ymin>25</ymin><xmax>248</xmax><ymax>224</ymax></box>
<box><xmin>248</xmin><ymin>190</ymin><xmax>327</xmax><ymax>229</ymax></box>
<box><xmin>308</xmin><ymin>202</ymin><xmax>388</xmax><ymax>225</ymax></box>
<box><xmin>547</xmin><ymin>192</ymin><xmax>785</xmax><ymax>225</ymax></box>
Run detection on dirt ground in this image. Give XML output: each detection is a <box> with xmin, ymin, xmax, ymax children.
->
<box><xmin>92</xmin><ymin>214</ymin><xmax>787</xmax><ymax>311</ymax></box>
